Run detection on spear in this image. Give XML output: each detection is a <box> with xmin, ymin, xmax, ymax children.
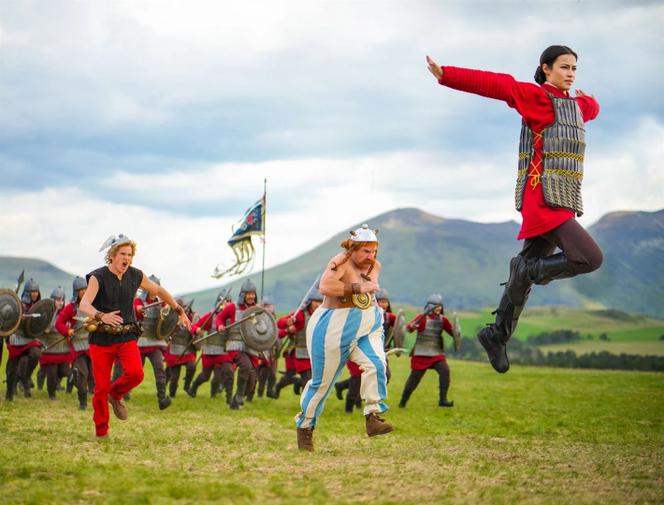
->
<box><xmin>182</xmin><ymin>308</ymin><xmax>266</xmax><ymax>358</ymax></box>
<box><xmin>41</xmin><ymin>323</ymin><xmax>97</xmax><ymax>353</ymax></box>
<box><xmin>14</xmin><ymin>270</ymin><xmax>25</xmax><ymax>294</ymax></box>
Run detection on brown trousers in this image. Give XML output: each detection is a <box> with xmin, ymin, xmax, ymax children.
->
<box><xmin>520</xmin><ymin>218</ymin><xmax>603</xmax><ymax>274</ymax></box>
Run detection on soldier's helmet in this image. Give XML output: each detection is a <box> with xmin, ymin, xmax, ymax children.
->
<box><xmin>238</xmin><ymin>279</ymin><xmax>257</xmax><ymax>305</ymax></box>
<box><xmin>71</xmin><ymin>276</ymin><xmax>87</xmax><ymax>302</ymax></box>
<box><xmin>424</xmin><ymin>293</ymin><xmax>444</xmax><ymax>313</ymax></box>
<box><xmin>139</xmin><ymin>274</ymin><xmax>161</xmax><ymax>301</ymax></box>
<box><xmin>216</xmin><ymin>287</ymin><xmax>232</xmax><ymax>305</ymax></box>
<box><xmin>21</xmin><ymin>278</ymin><xmax>41</xmax><ymax>304</ymax></box>
<box><xmin>375</xmin><ymin>288</ymin><xmax>390</xmax><ymax>301</ymax></box>
<box><xmin>261</xmin><ymin>295</ymin><xmax>274</xmax><ymax>305</ymax></box>
<box><xmin>306</xmin><ymin>288</ymin><xmax>324</xmax><ymax>306</ymax></box>
<box><xmin>50</xmin><ymin>286</ymin><xmax>66</xmax><ymax>300</ymax></box>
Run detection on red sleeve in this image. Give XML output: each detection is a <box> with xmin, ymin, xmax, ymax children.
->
<box><xmin>387</xmin><ymin>313</ymin><xmax>396</xmax><ymax>327</ymax></box>
<box><xmin>192</xmin><ymin>311</ymin><xmax>213</xmax><ymax>333</ymax></box>
<box><xmin>439</xmin><ymin>66</ymin><xmax>554</xmax><ymax>126</ymax></box>
<box><xmin>407</xmin><ymin>313</ymin><xmax>426</xmax><ymax>332</ymax></box>
<box><xmin>55</xmin><ymin>303</ymin><xmax>76</xmax><ymax>337</ymax></box>
<box><xmin>277</xmin><ymin>312</ymin><xmax>295</xmax><ymax>330</ymax></box>
<box><xmin>575</xmin><ymin>94</ymin><xmax>600</xmax><ymax>122</ymax></box>
<box><xmin>442</xmin><ymin>316</ymin><xmax>454</xmax><ymax>336</ymax></box>
<box><xmin>293</xmin><ymin>311</ymin><xmax>305</xmax><ymax>332</ymax></box>
<box><xmin>218</xmin><ymin>303</ymin><xmax>236</xmax><ymax>325</ymax></box>
<box><xmin>134</xmin><ymin>298</ymin><xmax>144</xmax><ymax>321</ymax></box>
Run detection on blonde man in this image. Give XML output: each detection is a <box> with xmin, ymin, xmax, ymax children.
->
<box><xmin>79</xmin><ymin>234</ymin><xmax>191</xmax><ymax>438</ymax></box>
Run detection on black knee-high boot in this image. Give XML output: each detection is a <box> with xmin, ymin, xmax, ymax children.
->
<box><xmin>477</xmin><ymin>287</ymin><xmax>529</xmax><ymax>374</ymax></box>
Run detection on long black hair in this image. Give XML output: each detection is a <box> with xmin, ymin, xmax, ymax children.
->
<box><xmin>534</xmin><ymin>45</ymin><xmax>578</xmax><ymax>84</ymax></box>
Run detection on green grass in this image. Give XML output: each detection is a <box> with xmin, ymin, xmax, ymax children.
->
<box><xmin>1</xmin><ymin>354</ymin><xmax>663</xmax><ymax>504</ymax></box>
<box><xmin>433</xmin><ymin>306</ymin><xmax>664</xmax><ymax>343</ymax></box>
<box><xmin>538</xmin><ymin>340</ymin><xmax>664</xmax><ymax>356</ymax></box>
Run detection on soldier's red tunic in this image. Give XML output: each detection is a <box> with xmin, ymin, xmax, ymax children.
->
<box><xmin>408</xmin><ymin>313</ymin><xmax>454</xmax><ymax>370</ymax></box>
<box><xmin>438</xmin><ymin>66</ymin><xmax>599</xmax><ymax>239</ymax></box>
<box><xmin>134</xmin><ymin>297</ymin><xmax>165</xmax><ymax>355</ymax></box>
<box><xmin>56</xmin><ymin>302</ymin><xmax>88</xmax><ymax>359</ymax></box>
<box><xmin>276</xmin><ymin>310</ymin><xmax>311</xmax><ymax>373</ymax></box>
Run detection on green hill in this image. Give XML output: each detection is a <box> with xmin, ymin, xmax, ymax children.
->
<box><xmin>571</xmin><ymin>209</ymin><xmax>664</xmax><ymax>318</ymax></box>
<box><xmin>2</xmin><ymin>208</ymin><xmax>663</xmax><ymax>318</ymax></box>
<box><xmin>0</xmin><ymin>256</ymin><xmax>76</xmax><ymax>299</ymax></box>
<box><xmin>185</xmin><ymin>207</ymin><xmax>664</xmax><ymax>318</ymax></box>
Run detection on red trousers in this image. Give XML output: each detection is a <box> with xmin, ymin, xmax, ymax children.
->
<box><xmin>89</xmin><ymin>341</ymin><xmax>144</xmax><ymax>436</ymax></box>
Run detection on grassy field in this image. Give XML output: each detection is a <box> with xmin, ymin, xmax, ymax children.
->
<box><xmin>1</xmin><ymin>354</ymin><xmax>663</xmax><ymax>504</ymax></box>
<box><xmin>386</xmin><ymin>306</ymin><xmax>664</xmax><ymax>361</ymax></box>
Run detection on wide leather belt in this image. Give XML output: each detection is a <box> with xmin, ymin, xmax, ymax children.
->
<box><xmin>96</xmin><ymin>323</ymin><xmax>141</xmax><ymax>335</ymax></box>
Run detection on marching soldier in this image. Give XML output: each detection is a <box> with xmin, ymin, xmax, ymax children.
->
<box><xmin>37</xmin><ymin>287</ymin><xmax>71</xmax><ymax>400</ymax></box>
<box><xmin>274</xmin><ymin>288</ymin><xmax>322</xmax><ymax>398</ymax></box>
<box><xmin>187</xmin><ymin>289</ymin><xmax>231</xmax><ymax>400</ymax></box>
<box><xmin>5</xmin><ymin>278</ymin><xmax>43</xmax><ymax>400</ymax></box>
<box><xmin>399</xmin><ymin>294</ymin><xmax>455</xmax><ymax>408</ymax></box>
<box><xmin>215</xmin><ymin>279</ymin><xmax>262</xmax><ymax>409</ymax></box>
<box><xmin>164</xmin><ymin>299</ymin><xmax>197</xmax><ymax>398</ymax></box>
<box><xmin>55</xmin><ymin>276</ymin><xmax>94</xmax><ymax>410</ymax></box>
<box><xmin>135</xmin><ymin>275</ymin><xmax>172</xmax><ymax>410</ymax></box>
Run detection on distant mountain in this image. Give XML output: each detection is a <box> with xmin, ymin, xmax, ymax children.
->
<box><xmin>0</xmin><ymin>256</ymin><xmax>76</xmax><ymax>299</ymax></box>
<box><xmin>3</xmin><ymin>208</ymin><xmax>662</xmax><ymax>318</ymax></box>
<box><xmin>185</xmin><ymin>208</ymin><xmax>587</xmax><ymax>314</ymax></box>
<box><xmin>571</xmin><ymin>209</ymin><xmax>664</xmax><ymax>318</ymax></box>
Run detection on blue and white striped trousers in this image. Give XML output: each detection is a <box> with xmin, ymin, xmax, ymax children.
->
<box><xmin>295</xmin><ymin>305</ymin><xmax>388</xmax><ymax>429</ymax></box>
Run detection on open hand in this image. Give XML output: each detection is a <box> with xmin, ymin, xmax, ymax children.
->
<box><xmin>426</xmin><ymin>55</ymin><xmax>443</xmax><ymax>80</ymax></box>
<box><xmin>101</xmin><ymin>310</ymin><xmax>123</xmax><ymax>326</ymax></box>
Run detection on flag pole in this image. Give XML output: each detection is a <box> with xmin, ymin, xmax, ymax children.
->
<box><xmin>260</xmin><ymin>178</ymin><xmax>267</xmax><ymax>301</ymax></box>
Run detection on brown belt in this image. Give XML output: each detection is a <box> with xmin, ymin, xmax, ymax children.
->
<box><xmin>96</xmin><ymin>323</ymin><xmax>141</xmax><ymax>335</ymax></box>
<box><xmin>325</xmin><ymin>297</ymin><xmax>375</xmax><ymax>309</ymax></box>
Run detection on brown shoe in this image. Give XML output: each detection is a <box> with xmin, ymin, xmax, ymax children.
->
<box><xmin>296</xmin><ymin>427</ymin><xmax>314</xmax><ymax>451</ymax></box>
<box><xmin>109</xmin><ymin>396</ymin><xmax>128</xmax><ymax>420</ymax></box>
<box><xmin>365</xmin><ymin>413</ymin><xmax>394</xmax><ymax>437</ymax></box>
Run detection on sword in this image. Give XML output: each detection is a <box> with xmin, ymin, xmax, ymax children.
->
<box><xmin>15</xmin><ymin>270</ymin><xmax>25</xmax><ymax>294</ymax></box>
<box><xmin>177</xmin><ymin>307</ymin><xmax>264</xmax><ymax>360</ymax></box>
<box><xmin>386</xmin><ymin>347</ymin><xmax>407</xmax><ymax>357</ymax></box>
<box><xmin>140</xmin><ymin>299</ymin><xmax>164</xmax><ymax>311</ymax></box>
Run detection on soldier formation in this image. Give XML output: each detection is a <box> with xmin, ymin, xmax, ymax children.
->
<box><xmin>0</xmin><ymin>227</ymin><xmax>462</xmax><ymax>447</ymax></box>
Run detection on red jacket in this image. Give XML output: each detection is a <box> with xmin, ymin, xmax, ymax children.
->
<box><xmin>55</xmin><ymin>302</ymin><xmax>77</xmax><ymax>337</ymax></box>
<box><xmin>439</xmin><ymin>66</ymin><xmax>600</xmax><ymax>239</ymax></box>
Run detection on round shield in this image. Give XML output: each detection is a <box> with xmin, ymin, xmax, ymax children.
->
<box><xmin>240</xmin><ymin>305</ymin><xmax>277</xmax><ymax>351</ymax></box>
<box><xmin>392</xmin><ymin>309</ymin><xmax>406</xmax><ymax>349</ymax></box>
<box><xmin>0</xmin><ymin>288</ymin><xmax>22</xmax><ymax>337</ymax></box>
<box><xmin>25</xmin><ymin>298</ymin><xmax>56</xmax><ymax>339</ymax></box>
<box><xmin>156</xmin><ymin>306</ymin><xmax>179</xmax><ymax>340</ymax></box>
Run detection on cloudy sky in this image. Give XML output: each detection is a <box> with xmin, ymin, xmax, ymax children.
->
<box><xmin>1</xmin><ymin>0</ymin><xmax>662</xmax><ymax>294</ymax></box>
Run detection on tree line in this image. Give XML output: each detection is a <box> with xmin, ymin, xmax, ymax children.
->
<box><xmin>453</xmin><ymin>333</ymin><xmax>664</xmax><ymax>372</ymax></box>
